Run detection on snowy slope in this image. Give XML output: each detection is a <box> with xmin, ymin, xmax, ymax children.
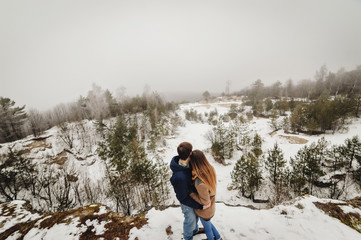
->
<box><xmin>1</xmin><ymin>197</ymin><xmax>360</xmax><ymax>239</ymax></box>
<box><xmin>0</xmin><ymin>200</ymin><xmax>147</xmax><ymax>240</ymax></box>
<box><xmin>129</xmin><ymin>196</ymin><xmax>361</xmax><ymax>240</ymax></box>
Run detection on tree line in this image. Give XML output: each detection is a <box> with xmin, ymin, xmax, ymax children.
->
<box><xmin>236</xmin><ymin>67</ymin><xmax>361</xmax><ymax>135</ymax></box>
<box><xmin>238</xmin><ymin>65</ymin><xmax>361</xmax><ymax>100</ymax></box>
<box><xmin>0</xmin><ymin>84</ymin><xmax>177</xmax><ymax>143</ymax></box>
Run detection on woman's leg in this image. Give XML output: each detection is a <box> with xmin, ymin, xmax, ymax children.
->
<box><xmin>210</xmin><ymin>222</ymin><xmax>221</xmax><ymax>240</ymax></box>
<box><xmin>200</xmin><ymin>218</ymin><xmax>214</xmax><ymax>240</ymax></box>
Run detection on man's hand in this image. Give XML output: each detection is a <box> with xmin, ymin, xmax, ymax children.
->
<box><xmin>202</xmin><ymin>201</ymin><xmax>211</xmax><ymax>210</ymax></box>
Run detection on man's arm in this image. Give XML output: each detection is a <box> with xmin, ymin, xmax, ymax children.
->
<box><xmin>172</xmin><ymin>179</ymin><xmax>203</xmax><ymax>209</ymax></box>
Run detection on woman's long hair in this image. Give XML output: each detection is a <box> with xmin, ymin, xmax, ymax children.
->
<box><xmin>190</xmin><ymin>150</ymin><xmax>217</xmax><ymax>194</ymax></box>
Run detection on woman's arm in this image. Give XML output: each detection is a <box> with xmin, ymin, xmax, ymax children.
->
<box><xmin>190</xmin><ymin>181</ymin><xmax>210</xmax><ymax>205</ymax></box>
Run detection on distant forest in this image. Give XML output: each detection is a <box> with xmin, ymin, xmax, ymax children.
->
<box><xmin>0</xmin><ymin>85</ymin><xmax>177</xmax><ymax>143</ymax></box>
<box><xmin>236</xmin><ymin>65</ymin><xmax>361</xmax><ymax>99</ymax></box>
<box><xmin>233</xmin><ymin>65</ymin><xmax>361</xmax><ymax>135</ymax></box>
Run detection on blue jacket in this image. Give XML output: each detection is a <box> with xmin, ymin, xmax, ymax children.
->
<box><xmin>170</xmin><ymin>156</ymin><xmax>203</xmax><ymax>210</ymax></box>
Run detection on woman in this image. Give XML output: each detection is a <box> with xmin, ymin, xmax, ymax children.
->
<box><xmin>189</xmin><ymin>150</ymin><xmax>222</xmax><ymax>240</ymax></box>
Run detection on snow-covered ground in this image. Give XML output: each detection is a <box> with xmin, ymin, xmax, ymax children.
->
<box><xmin>1</xmin><ymin>196</ymin><xmax>360</xmax><ymax>239</ymax></box>
<box><xmin>129</xmin><ymin>195</ymin><xmax>361</xmax><ymax>240</ymax></box>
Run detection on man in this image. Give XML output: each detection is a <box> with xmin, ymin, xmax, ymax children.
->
<box><xmin>170</xmin><ymin>142</ymin><xmax>209</xmax><ymax>240</ymax></box>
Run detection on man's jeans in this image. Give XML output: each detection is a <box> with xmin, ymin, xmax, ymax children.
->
<box><xmin>181</xmin><ymin>204</ymin><xmax>199</xmax><ymax>240</ymax></box>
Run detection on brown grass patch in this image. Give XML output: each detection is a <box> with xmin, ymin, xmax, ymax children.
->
<box><xmin>279</xmin><ymin>135</ymin><xmax>308</xmax><ymax>144</ymax></box>
<box><xmin>0</xmin><ymin>202</ymin><xmax>43</xmax><ymax>239</ymax></box>
<box><xmin>192</xmin><ymin>103</ymin><xmax>212</xmax><ymax>109</ymax></box>
<box><xmin>157</xmin><ymin>149</ymin><xmax>166</xmax><ymax>154</ymax></box>
<box><xmin>19</xmin><ymin>138</ymin><xmax>51</xmax><ymax>155</ymax></box>
<box><xmin>269</xmin><ymin>131</ymin><xmax>277</xmax><ymax>136</ymax></box>
<box><xmin>217</xmin><ymin>103</ymin><xmax>234</xmax><ymax>108</ymax></box>
<box><xmin>0</xmin><ymin>202</ymin><xmax>148</xmax><ymax>240</ymax></box>
<box><xmin>49</xmin><ymin>150</ymin><xmax>68</xmax><ymax>165</ymax></box>
<box><xmin>26</xmin><ymin>139</ymin><xmax>51</xmax><ymax>149</ymax></box>
<box><xmin>0</xmin><ymin>217</ymin><xmax>41</xmax><ymax>239</ymax></box>
<box><xmin>295</xmin><ymin>203</ymin><xmax>304</xmax><ymax>209</ymax></box>
<box><xmin>314</xmin><ymin>201</ymin><xmax>361</xmax><ymax>233</ymax></box>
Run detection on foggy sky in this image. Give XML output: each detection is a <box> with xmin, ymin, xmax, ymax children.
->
<box><xmin>1</xmin><ymin>0</ymin><xmax>361</xmax><ymax>110</ymax></box>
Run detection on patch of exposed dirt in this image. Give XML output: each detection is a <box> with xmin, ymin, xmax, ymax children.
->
<box><xmin>269</xmin><ymin>131</ymin><xmax>277</xmax><ymax>136</ymax></box>
<box><xmin>217</xmin><ymin>103</ymin><xmax>233</xmax><ymax>108</ymax></box>
<box><xmin>195</xmin><ymin>104</ymin><xmax>212</xmax><ymax>109</ymax></box>
<box><xmin>0</xmin><ymin>201</ymin><xmax>148</xmax><ymax>240</ymax></box>
<box><xmin>20</xmin><ymin>138</ymin><xmax>52</xmax><ymax>155</ymax></box>
<box><xmin>48</xmin><ymin>150</ymin><xmax>68</xmax><ymax>165</ymax></box>
<box><xmin>25</xmin><ymin>139</ymin><xmax>51</xmax><ymax>150</ymax></box>
<box><xmin>157</xmin><ymin>149</ymin><xmax>166</xmax><ymax>154</ymax></box>
<box><xmin>314</xmin><ymin>197</ymin><xmax>361</xmax><ymax>233</ymax></box>
<box><xmin>279</xmin><ymin>135</ymin><xmax>308</xmax><ymax>144</ymax></box>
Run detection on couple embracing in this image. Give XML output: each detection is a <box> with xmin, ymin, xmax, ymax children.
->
<box><xmin>170</xmin><ymin>142</ymin><xmax>222</xmax><ymax>240</ymax></box>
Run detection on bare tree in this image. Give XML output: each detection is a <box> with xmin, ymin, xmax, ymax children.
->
<box><xmin>27</xmin><ymin>108</ymin><xmax>46</xmax><ymax>137</ymax></box>
<box><xmin>57</xmin><ymin>122</ymin><xmax>74</xmax><ymax>149</ymax></box>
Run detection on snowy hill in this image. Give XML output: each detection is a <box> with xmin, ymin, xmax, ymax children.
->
<box><xmin>0</xmin><ymin>200</ymin><xmax>146</xmax><ymax>240</ymax></box>
<box><xmin>0</xmin><ymin>196</ymin><xmax>360</xmax><ymax>239</ymax></box>
<box><xmin>1</xmin><ymin>97</ymin><xmax>361</xmax><ymax>239</ymax></box>
<box><xmin>129</xmin><ymin>195</ymin><xmax>361</xmax><ymax>240</ymax></box>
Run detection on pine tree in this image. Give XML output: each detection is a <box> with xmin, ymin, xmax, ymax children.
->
<box><xmin>265</xmin><ymin>143</ymin><xmax>288</xmax><ymax>203</ymax></box>
<box><xmin>251</xmin><ymin>133</ymin><xmax>263</xmax><ymax>158</ymax></box>
<box><xmin>290</xmin><ymin>139</ymin><xmax>327</xmax><ymax>195</ymax></box>
<box><xmin>231</xmin><ymin>155</ymin><xmax>248</xmax><ymax>196</ymax></box>
<box><xmin>264</xmin><ymin>98</ymin><xmax>273</xmax><ymax>113</ymax></box>
<box><xmin>209</xmin><ymin>120</ymin><xmax>237</xmax><ymax>161</ymax></box>
<box><xmin>231</xmin><ymin>152</ymin><xmax>263</xmax><ymax>200</ymax></box>
<box><xmin>0</xmin><ymin>97</ymin><xmax>27</xmax><ymax>143</ymax></box>
<box><xmin>290</xmin><ymin>104</ymin><xmax>307</xmax><ymax>132</ymax></box>
<box><xmin>0</xmin><ymin>147</ymin><xmax>37</xmax><ymax>201</ymax></box>
<box><xmin>265</xmin><ymin>143</ymin><xmax>286</xmax><ymax>185</ymax></box>
<box><xmin>326</xmin><ymin>145</ymin><xmax>347</xmax><ymax>199</ymax></box>
<box><xmin>340</xmin><ymin>136</ymin><xmax>361</xmax><ymax>169</ymax></box>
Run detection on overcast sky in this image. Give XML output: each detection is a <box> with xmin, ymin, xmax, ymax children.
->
<box><xmin>1</xmin><ymin>0</ymin><xmax>361</xmax><ymax>110</ymax></box>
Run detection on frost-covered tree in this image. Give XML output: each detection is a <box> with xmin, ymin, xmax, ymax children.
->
<box><xmin>86</xmin><ymin>84</ymin><xmax>111</xmax><ymax>120</ymax></box>
<box><xmin>57</xmin><ymin>122</ymin><xmax>75</xmax><ymax>149</ymax></box>
<box><xmin>27</xmin><ymin>108</ymin><xmax>46</xmax><ymax>137</ymax></box>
